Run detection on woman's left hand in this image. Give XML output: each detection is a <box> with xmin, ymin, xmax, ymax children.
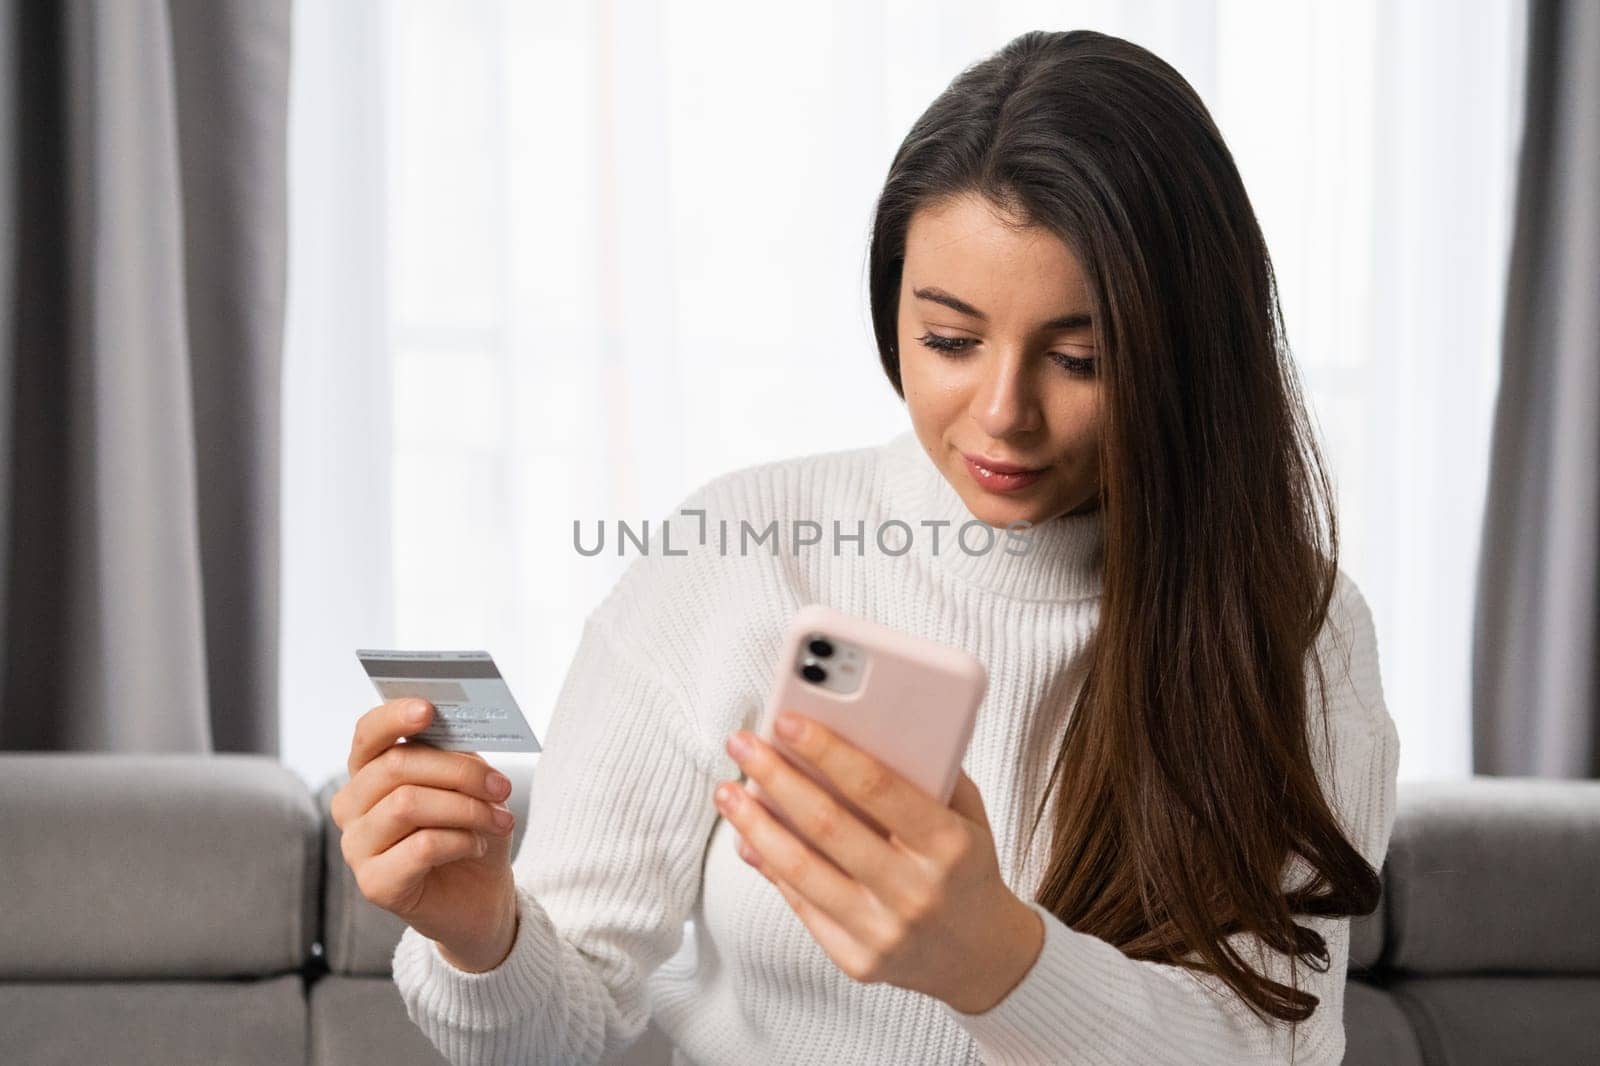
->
<box><xmin>715</xmin><ymin>710</ymin><xmax>1045</xmax><ymax>1014</ymax></box>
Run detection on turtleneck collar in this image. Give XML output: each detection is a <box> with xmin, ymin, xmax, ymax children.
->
<box><xmin>879</xmin><ymin>428</ymin><xmax>1104</xmax><ymax>602</ymax></box>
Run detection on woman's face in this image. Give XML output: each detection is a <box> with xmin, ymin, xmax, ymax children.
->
<box><xmin>897</xmin><ymin>192</ymin><xmax>1104</xmax><ymax>528</ymax></box>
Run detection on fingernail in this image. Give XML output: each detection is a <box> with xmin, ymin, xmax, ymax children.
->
<box><xmin>492</xmin><ymin>807</ymin><xmax>514</xmax><ymax>830</ymax></box>
<box><xmin>486</xmin><ymin>771</ymin><xmax>511</xmax><ymax>799</ymax></box>
<box><xmin>408</xmin><ymin>701</ymin><xmax>430</xmax><ymax>723</ymax></box>
<box><xmin>725</xmin><ymin>732</ymin><xmax>753</xmax><ymax>761</ymax></box>
<box><xmin>775</xmin><ymin>711</ymin><xmax>803</xmax><ymax>741</ymax></box>
<box><xmin>715</xmin><ymin>783</ymin><xmax>741</xmax><ymax>811</ymax></box>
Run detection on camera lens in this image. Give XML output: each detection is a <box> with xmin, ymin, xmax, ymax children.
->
<box><xmin>801</xmin><ymin>661</ymin><xmax>827</xmax><ymax>683</ymax></box>
<box><xmin>807</xmin><ymin>637</ymin><xmax>834</xmax><ymax>658</ymax></box>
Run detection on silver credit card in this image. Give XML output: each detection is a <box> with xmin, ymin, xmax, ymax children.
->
<box><xmin>355</xmin><ymin>649</ymin><xmax>542</xmax><ymax>753</ymax></box>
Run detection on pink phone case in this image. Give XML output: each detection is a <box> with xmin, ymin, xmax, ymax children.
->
<box><xmin>746</xmin><ymin>603</ymin><xmax>987</xmax><ymax>842</ymax></box>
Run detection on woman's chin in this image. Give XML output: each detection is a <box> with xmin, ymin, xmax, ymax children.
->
<box><xmin>953</xmin><ymin>484</ymin><xmax>1049</xmax><ymax>529</ymax></box>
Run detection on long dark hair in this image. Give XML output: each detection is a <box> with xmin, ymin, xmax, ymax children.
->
<box><xmin>867</xmin><ymin>29</ymin><xmax>1379</xmax><ymax>1026</ymax></box>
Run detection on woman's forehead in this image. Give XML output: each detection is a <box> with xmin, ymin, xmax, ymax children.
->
<box><xmin>903</xmin><ymin>197</ymin><xmax>1092</xmax><ymax>322</ymax></box>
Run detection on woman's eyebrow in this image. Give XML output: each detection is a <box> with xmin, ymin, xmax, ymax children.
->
<box><xmin>912</xmin><ymin>285</ymin><xmax>1091</xmax><ymax>330</ymax></box>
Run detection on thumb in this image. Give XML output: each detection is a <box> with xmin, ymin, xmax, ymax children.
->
<box><xmin>946</xmin><ymin>769</ymin><xmax>991</xmax><ymax>831</ymax></box>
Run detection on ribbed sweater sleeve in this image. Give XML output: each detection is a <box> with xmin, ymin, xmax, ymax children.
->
<box><xmin>941</xmin><ymin>573</ymin><xmax>1401</xmax><ymax>1065</ymax></box>
<box><xmin>390</xmin><ymin>597</ymin><xmax>723</xmax><ymax>1065</ymax></box>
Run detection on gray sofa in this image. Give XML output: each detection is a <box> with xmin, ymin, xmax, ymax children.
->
<box><xmin>0</xmin><ymin>755</ymin><xmax>1595</xmax><ymax>1065</ymax></box>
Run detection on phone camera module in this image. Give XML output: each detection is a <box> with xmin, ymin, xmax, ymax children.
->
<box><xmin>807</xmin><ymin>637</ymin><xmax>834</xmax><ymax>658</ymax></box>
<box><xmin>800</xmin><ymin>660</ymin><xmax>828</xmax><ymax>683</ymax></box>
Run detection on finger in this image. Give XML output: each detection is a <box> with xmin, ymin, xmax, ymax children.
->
<box><xmin>946</xmin><ymin>770</ymin><xmax>990</xmax><ymax>830</ymax></box>
<box><xmin>729</xmin><ymin>730</ymin><xmax>924</xmax><ymax>911</ymax></box>
<box><xmin>768</xmin><ymin>712</ymin><xmax>954</xmax><ymax>854</ymax></box>
<box><xmin>337</xmin><ymin>741</ymin><xmax>512</xmax><ymax>826</ymax></box>
<box><xmin>354</xmin><ymin>827</ymin><xmax>488</xmax><ymax>914</ymax></box>
<box><xmin>717</xmin><ymin>779</ymin><xmax>890</xmax><ymax>948</ymax></box>
<box><xmin>348</xmin><ymin>698</ymin><xmax>436</xmax><ymax>779</ymax></box>
<box><xmin>342</xmin><ymin>782</ymin><xmax>513</xmax><ymax>865</ymax></box>
<box><xmin>756</xmin><ymin>862</ymin><xmax>880</xmax><ymax>986</ymax></box>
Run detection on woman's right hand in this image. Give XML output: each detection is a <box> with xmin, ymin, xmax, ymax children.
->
<box><xmin>331</xmin><ymin>698</ymin><xmax>521</xmax><ymax>972</ymax></box>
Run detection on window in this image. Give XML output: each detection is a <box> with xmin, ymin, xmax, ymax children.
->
<box><xmin>282</xmin><ymin>0</ymin><xmax>1527</xmax><ymax>790</ymax></box>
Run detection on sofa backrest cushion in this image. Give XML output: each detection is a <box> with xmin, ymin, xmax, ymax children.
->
<box><xmin>1385</xmin><ymin>778</ymin><xmax>1600</xmax><ymax>974</ymax></box>
<box><xmin>0</xmin><ymin>753</ymin><xmax>320</xmax><ymax>978</ymax></box>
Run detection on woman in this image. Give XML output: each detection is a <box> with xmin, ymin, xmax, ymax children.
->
<box><xmin>332</xmin><ymin>28</ymin><xmax>1398</xmax><ymax>1065</ymax></box>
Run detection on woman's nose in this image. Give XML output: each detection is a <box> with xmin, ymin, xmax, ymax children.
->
<box><xmin>970</xmin><ymin>349</ymin><xmax>1043</xmax><ymax>438</ymax></box>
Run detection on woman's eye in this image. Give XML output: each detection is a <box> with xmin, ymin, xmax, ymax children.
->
<box><xmin>916</xmin><ymin>332</ymin><xmax>972</xmax><ymax>354</ymax></box>
<box><xmin>1049</xmin><ymin>351</ymin><xmax>1097</xmax><ymax>378</ymax></box>
<box><xmin>917</xmin><ymin>333</ymin><xmax>1096</xmax><ymax>379</ymax></box>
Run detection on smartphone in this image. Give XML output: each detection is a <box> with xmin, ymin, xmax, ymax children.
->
<box><xmin>745</xmin><ymin>603</ymin><xmax>987</xmax><ymax>842</ymax></box>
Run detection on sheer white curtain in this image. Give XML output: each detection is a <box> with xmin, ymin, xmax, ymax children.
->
<box><xmin>281</xmin><ymin>0</ymin><xmax>1526</xmax><ymax>792</ymax></box>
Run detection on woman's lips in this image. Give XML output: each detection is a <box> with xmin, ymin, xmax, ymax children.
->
<box><xmin>962</xmin><ymin>453</ymin><xmax>1049</xmax><ymax>493</ymax></box>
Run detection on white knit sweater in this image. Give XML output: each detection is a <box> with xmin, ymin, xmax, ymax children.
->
<box><xmin>391</xmin><ymin>427</ymin><xmax>1401</xmax><ymax>1065</ymax></box>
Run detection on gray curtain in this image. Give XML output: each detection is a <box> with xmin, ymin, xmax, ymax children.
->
<box><xmin>0</xmin><ymin>0</ymin><xmax>291</xmax><ymax>753</ymax></box>
<box><xmin>1473</xmin><ymin>0</ymin><xmax>1600</xmax><ymax>777</ymax></box>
